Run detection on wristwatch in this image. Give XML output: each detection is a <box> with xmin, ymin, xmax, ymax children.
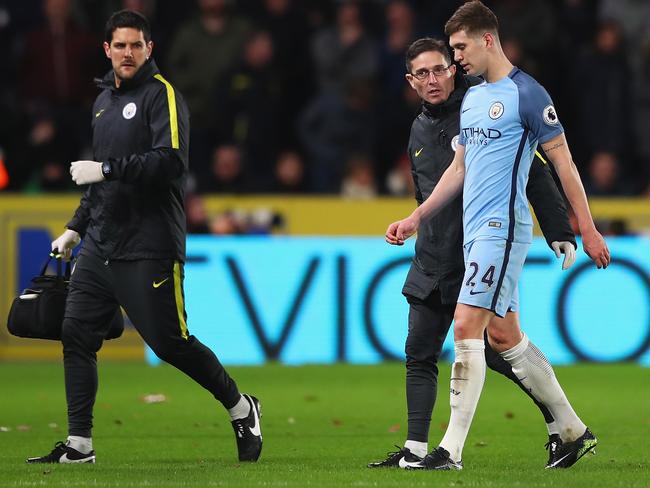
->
<box><xmin>101</xmin><ymin>161</ymin><xmax>112</xmax><ymax>180</ymax></box>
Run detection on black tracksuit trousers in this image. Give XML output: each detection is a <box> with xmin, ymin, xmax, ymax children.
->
<box><xmin>62</xmin><ymin>249</ymin><xmax>241</xmax><ymax>437</ymax></box>
<box><xmin>405</xmin><ymin>290</ymin><xmax>554</xmax><ymax>442</ymax></box>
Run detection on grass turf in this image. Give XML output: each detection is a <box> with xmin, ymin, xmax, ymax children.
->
<box><xmin>0</xmin><ymin>361</ymin><xmax>648</xmax><ymax>487</ymax></box>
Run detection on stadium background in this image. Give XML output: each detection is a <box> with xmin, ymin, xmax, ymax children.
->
<box><xmin>1</xmin><ymin>0</ymin><xmax>650</xmax><ymax>366</ymax></box>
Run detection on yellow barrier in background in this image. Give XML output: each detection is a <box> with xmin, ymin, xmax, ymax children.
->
<box><xmin>1</xmin><ymin>194</ymin><xmax>649</xmax><ymax>360</ymax></box>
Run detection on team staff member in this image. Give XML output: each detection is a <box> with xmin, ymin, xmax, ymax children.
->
<box><xmin>368</xmin><ymin>38</ymin><xmax>576</xmax><ymax>469</ymax></box>
<box><xmin>27</xmin><ymin>10</ymin><xmax>262</xmax><ymax>464</ymax></box>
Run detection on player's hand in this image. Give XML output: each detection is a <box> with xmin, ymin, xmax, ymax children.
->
<box><xmin>70</xmin><ymin>160</ymin><xmax>104</xmax><ymax>185</ymax></box>
<box><xmin>51</xmin><ymin>229</ymin><xmax>81</xmax><ymax>260</ymax></box>
<box><xmin>385</xmin><ymin>215</ymin><xmax>419</xmax><ymax>245</ymax></box>
<box><xmin>551</xmin><ymin>241</ymin><xmax>576</xmax><ymax>270</ymax></box>
<box><xmin>581</xmin><ymin>228</ymin><xmax>610</xmax><ymax>269</ymax></box>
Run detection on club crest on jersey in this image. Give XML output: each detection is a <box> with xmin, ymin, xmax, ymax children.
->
<box><xmin>451</xmin><ymin>134</ymin><xmax>459</xmax><ymax>152</ymax></box>
<box><xmin>543</xmin><ymin>105</ymin><xmax>559</xmax><ymax>125</ymax></box>
<box><xmin>489</xmin><ymin>102</ymin><xmax>504</xmax><ymax>119</ymax></box>
<box><xmin>122</xmin><ymin>102</ymin><xmax>137</xmax><ymax>120</ymax></box>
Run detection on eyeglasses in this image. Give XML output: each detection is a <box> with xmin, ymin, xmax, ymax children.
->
<box><xmin>411</xmin><ymin>66</ymin><xmax>450</xmax><ymax>81</ymax></box>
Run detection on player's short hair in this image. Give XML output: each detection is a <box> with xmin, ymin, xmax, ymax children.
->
<box><xmin>444</xmin><ymin>0</ymin><xmax>499</xmax><ymax>38</ymax></box>
<box><xmin>105</xmin><ymin>10</ymin><xmax>151</xmax><ymax>44</ymax></box>
<box><xmin>405</xmin><ymin>38</ymin><xmax>452</xmax><ymax>73</ymax></box>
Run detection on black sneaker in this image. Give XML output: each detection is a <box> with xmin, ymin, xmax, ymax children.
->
<box><xmin>406</xmin><ymin>446</ymin><xmax>463</xmax><ymax>471</ymax></box>
<box><xmin>546</xmin><ymin>428</ymin><xmax>597</xmax><ymax>469</ymax></box>
<box><xmin>544</xmin><ymin>434</ymin><xmax>562</xmax><ymax>468</ymax></box>
<box><xmin>26</xmin><ymin>441</ymin><xmax>95</xmax><ymax>464</ymax></box>
<box><xmin>367</xmin><ymin>446</ymin><xmax>422</xmax><ymax>468</ymax></box>
<box><xmin>231</xmin><ymin>394</ymin><xmax>262</xmax><ymax>462</ymax></box>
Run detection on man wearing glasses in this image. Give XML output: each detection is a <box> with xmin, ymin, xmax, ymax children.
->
<box><xmin>368</xmin><ymin>37</ymin><xmax>577</xmax><ymax>469</ymax></box>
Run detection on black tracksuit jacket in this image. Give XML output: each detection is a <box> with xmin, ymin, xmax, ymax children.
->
<box><xmin>402</xmin><ymin>73</ymin><xmax>576</xmax><ymax>305</ymax></box>
<box><xmin>67</xmin><ymin>59</ymin><xmax>190</xmax><ymax>262</ymax></box>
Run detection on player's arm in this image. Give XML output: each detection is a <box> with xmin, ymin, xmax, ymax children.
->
<box><xmin>386</xmin><ymin>144</ymin><xmax>465</xmax><ymax>245</ymax></box>
<box><xmin>540</xmin><ymin>133</ymin><xmax>610</xmax><ymax>268</ymax></box>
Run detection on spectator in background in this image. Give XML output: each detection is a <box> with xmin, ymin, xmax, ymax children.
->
<box><xmin>298</xmin><ymin>78</ymin><xmax>377</xmax><ymax>193</ymax></box>
<box><xmin>375</xmin><ymin>0</ymin><xmax>420</xmax><ymax>189</ymax></box>
<box><xmin>492</xmin><ymin>0</ymin><xmax>559</xmax><ymax>57</ymax></box>
<box><xmin>500</xmin><ymin>36</ymin><xmax>539</xmax><ymax>82</ymax></box>
<box><xmin>0</xmin><ymin>1</ymin><xmax>29</xmax><ymax>190</ymax></box>
<box><xmin>167</xmin><ymin>0</ymin><xmax>251</xmax><ymax>178</ymax></box>
<box><xmin>600</xmin><ymin>0</ymin><xmax>650</xmax><ymax>75</ymax></box>
<box><xmin>212</xmin><ymin>30</ymin><xmax>282</xmax><ymax>187</ymax></box>
<box><xmin>340</xmin><ymin>153</ymin><xmax>377</xmax><ymax>199</ymax></box>
<box><xmin>643</xmin><ymin>181</ymin><xmax>650</xmax><ymax>199</ymax></box>
<box><xmin>385</xmin><ymin>153</ymin><xmax>415</xmax><ymax>197</ymax></box>
<box><xmin>208</xmin><ymin>207</ymin><xmax>284</xmax><ymax>235</ymax></box>
<box><xmin>558</xmin><ymin>0</ymin><xmax>597</xmax><ymax>48</ymax></box>
<box><xmin>311</xmin><ymin>0</ymin><xmax>379</xmax><ymax>95</ymax></box>
<box><xmin>599</xmin><ymin>0</ymin><xmax>650</xmax><ymax>187</ymax></box>
<box><xmin>21</xmin><ymin>117</ymin><xmax>74</xmax><ymax>192</ymax></box>
<box><xmin>253</xmin><ymin>0</ymin><xmax>313</xmax><ymax>148</ymax></box>
<box><xmin>569</xmin><ymin>20</ymin><xmax>633</xmax><ymax>170</ymax></box>
<box><xmin>199</xmin><ymin>144</ymin><xmax>248</xmax><ymax>194</ymax></box>
<box><xmin>19</xmin><ymin>0</ymin><xmax>101</xmax><ymax>110</ymax></box>
<box><xmin>492</xmin><ymin>0</ymin><xmax>559</xmax><ymax>87</ymax></box>
<box><xmin>584</xmin><ymin>152</ymin><xmax>635</xmax><ymax>197</ymax></box>
<box><xmin>16</xmin><ymin>0</ymin><xmax>103</xmax><ymax>191</ymax></box>
<box><xmin>186</xmin><ymin>193</ymin><xmax>211</xmax><ymax>234</ymax></box>
<box><xmin>210</xmin><ymin>210</ymin><xmax>245</xmax><ymax>235</ymax></box>
<box><xmin>381</xmin><ymin>0</ymin><xmax>417</xmax><ymax>98</ymax></box>
<box><xmin>270</xmin><ymin>150</ymin><xmax>306</xmax><ymax>193</ymax></box>
<box><xmin>247</xmin><ymin>207</ymin><xmax>286</xmax><ymax>234</ymax></box>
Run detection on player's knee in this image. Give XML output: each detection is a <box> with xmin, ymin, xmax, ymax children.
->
<box><xmin>486</xmin><ymin>327</ymin><xmax>519</xmax><ymax>352</ymax></box>
<box><xmin>452</xmin><ymin>305</ymin><xmax>490</xmax><ymax>340</ymax></box>
<box><xmin>452</xmin><ymin>315</ymin><xmax>481</xmax><ymax>340</ymax></box>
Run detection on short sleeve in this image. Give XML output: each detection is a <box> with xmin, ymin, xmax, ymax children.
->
<box><xmin>458</xmin><ymin>95</ymin><xmax>469</xmax><ymax>146</ymax></box>
<box><xmin>518</xmin><ymin>80</ymin><xmax>564</xmax><ymax>144</ymax></box>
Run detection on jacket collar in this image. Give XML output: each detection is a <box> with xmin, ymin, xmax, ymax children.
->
<box><xmin>95</xmin><ymin>59</ymin><xmax>160</xmax><ymax>91</ymax></box>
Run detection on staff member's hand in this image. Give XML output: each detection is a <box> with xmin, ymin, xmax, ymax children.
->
<box><xmin>386</xmin><ymin>215</ymin><xmax>419</xmax><ymax>245</ymax></box>
<box><xmin>551</xmin><ymin>241</ymin><xmax>576</xmax><ymax>270</ymax></box>
<box><xmin>51</xmin><ymin>229</ymin><xmax>81</xmax><ymax>260</ymax></box>
<box><xmin>70</xmin><ymin>160</ymin><xmax>104</xmax><ymax>185</ymax></box>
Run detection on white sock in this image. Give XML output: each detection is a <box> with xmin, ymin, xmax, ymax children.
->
<box><xmin>404</xmin><ymin>440</ymin><xmax>427</xmax><ymax>458</ymax></box>
<box><xmin>546</xmin><ymin>421</ymin><xmax>559</xmax><ymax>436</ymax></box>
<box><xmin>66</xmin><ymin>435</ymin><xmax>92</xmax><ymax>454</ymax></box>
<box><xmin>499</xmin><ymin>334</ymin><xmax>586</xmax><ymax>442</ymax></box>
<box><xmin>228</xmin><ymin>395</ymin><xmax>251</xmax><ymax>421</ymax></box>
<box><xmin>438</xmin><ymin>339</ymin><xmax>486</xmax><ymax>461</ymax></box>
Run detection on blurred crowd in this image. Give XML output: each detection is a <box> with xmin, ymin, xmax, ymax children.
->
<box><xmin>1</xmin><ymin>0</ymin><xmax>649</xmax><ymax>204</ymax></box>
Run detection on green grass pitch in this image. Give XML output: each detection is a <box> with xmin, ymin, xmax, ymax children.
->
<box><xmin>1</xmin><ymin>361</ymin><xmax>648</xmax><ymax>487</ymax></box>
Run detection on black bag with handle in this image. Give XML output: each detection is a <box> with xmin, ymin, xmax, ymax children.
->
<box><xmin>7</xmin><ymin>252</ymin><xmax>124</xmax><ymax>340</ymax></box>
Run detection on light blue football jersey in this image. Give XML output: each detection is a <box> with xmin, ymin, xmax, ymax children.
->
<box><xmin>458</xmin><ymin>67</ymin><xmax>563</xmax><ymax>245</ymax></box>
